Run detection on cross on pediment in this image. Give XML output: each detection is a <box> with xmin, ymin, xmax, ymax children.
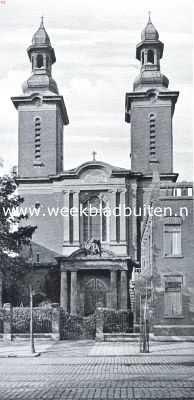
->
<box><xmin>92</xmin><ymin>151</ymin><xmax>97</xmax><ymax>161</ymax></box>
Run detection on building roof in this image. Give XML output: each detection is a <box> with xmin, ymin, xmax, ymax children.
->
<box><xmin>32</xmin><ymin>17</ymin><xmax>51</xmax><ymax>46</ymax></box>
<box><xmin>141</xmin><ymin>14</ymin><xmax>159</xmax><ymax>41</ymax></box>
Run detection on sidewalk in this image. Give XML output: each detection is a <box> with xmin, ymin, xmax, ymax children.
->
<box><xmin>89</xmin><ymin>341</ymin><xmax>194</xmax><ymax>356</ymax></box>
<box><xmin>0</xmin><ymin>339</ymin><xmax>54</xmax><ymax>357</ymax></box>
<box><xmin>0</xmin><ymin>339</ymin><xmax>194</xmax><ymax>358</ymax></box>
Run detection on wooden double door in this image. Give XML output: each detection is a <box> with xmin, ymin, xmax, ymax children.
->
<box><xmin>84</xmin><ymin>278</ymin><xmax>107</xmax><ymax>316</ymax></box>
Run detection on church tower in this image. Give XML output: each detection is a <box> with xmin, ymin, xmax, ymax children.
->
<box><xmin>125</xmin><ymin>15</ymin><xmax>179</xmax><ymax>175</ymax></box>
<box><xmin>12</xmin><ymin>18</ymin><xmax>69</xmax><ymax>178</ymax></box>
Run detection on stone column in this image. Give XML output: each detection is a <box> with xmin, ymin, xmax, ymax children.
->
<box><xmin>70</xmin><ymin>271</ymin><xmax>77</xmax><ymax>315</ymax></box>
<box><xmin>109</xmin><ymin>190</ymin><xmax>117</xmax><ymax>242</ymax></box>
<box><xmin>63</xmin><ymin>190</ymin><xmax>70</xmax><ymax>243</ymax></box>
<box><xmin>60</xmin><ymin>270</ymin><xmax>68</xmax><ymax>311</ymax></box>
<box><xmin>72</xmin><ymin>191</ymin><xmax>80</xmax><ymax>245</ymax></box>
<box><xmin>110</xmin><ymin>270</ymin><xmax>117</xmax><ymax>309</ymax></box>
<box><xmin>120</xmin><ymin>270</ymin><xmax>128</xmax><ymax>310</ymax></box>
<box><xmin>120</xmin><ymin>189</ymin><xmax>126</xmax><ymax>242</ymax></box>
<box><xmin>3</xmin><ymin>303</ymin><xmax>12</xmax><ymax>342</ymax></box>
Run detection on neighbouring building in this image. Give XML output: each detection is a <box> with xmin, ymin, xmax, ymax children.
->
<box><xmin>10</xmin><ymin>16</ymin><xmax>194</xmax><ymax>336</ymax></box>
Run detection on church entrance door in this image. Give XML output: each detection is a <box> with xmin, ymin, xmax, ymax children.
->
<box><xmin>84</xmin><ymin>278</ymin><xmax>107</xmax><ymax>316</ymax></box>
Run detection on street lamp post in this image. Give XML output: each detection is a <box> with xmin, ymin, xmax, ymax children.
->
<box><xmin>29</xmin><ymin>243</ymin><xmax>35</xmax><ymax>354</ymax></box>
<box><xmin>139</xmin><ymin>281</ymin><xmax>150</xmax><ymax>353</ymax></box>
<box><xmin>29</xmin><ymin>283</ymin><xmax>35</xmax><ymax>354</ymax></box>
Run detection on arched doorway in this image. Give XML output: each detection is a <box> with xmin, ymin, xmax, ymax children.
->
<box><xmin>84</xmin><ymin>278</ymin><xmax>107</xmax><ymax>316</ymax></box>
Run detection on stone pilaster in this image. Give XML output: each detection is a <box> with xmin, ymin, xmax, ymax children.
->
<box><xmin>109</xmin><ymin>190</ymin><xmax>117</xmax><ymax>242</ymax></box>
<box><xmin>131</xmin><ymin>182</ymin><xmax>137</xmax><ymax>259</ymax></box>
<box><xmin>120</xmin><ymin>189</ymin><xmax>126</xmax><ymax>242</ymax></box>
<box><xmin>60</xmin><ymin>271</ymin><xmax>68</xmax><ymax>311</ymax></box>
<box><xmin>120</xmin><ymin>271</ymin><xmax>128</xmax><ymax>310</ymax></box>
<box><xmin>63</xmin><ymin>190</ymin><xmax>70</xmax><ymax>243</ymax></box>
<box><xmin>70</xmin><ymin>271</ymin><xmax>77</xmax><ymax>315</ymax></box>
<box><xmin>110</xmin><ymin>270</ymin><xmax>117</xmax><ymax>309</ymax></box>
<box><xmin>72</xmin><ymin>191</ymin><xmax>80</xmax><ymax>245</ymax></box>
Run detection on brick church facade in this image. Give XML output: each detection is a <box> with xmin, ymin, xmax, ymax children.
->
<box><xmin>11</xmin><ymin>16</ymin><xmax>194</xmax><ymax>336</ymax></box>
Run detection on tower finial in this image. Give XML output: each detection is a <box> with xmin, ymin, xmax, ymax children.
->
<box><xmin>40</xmin><ymin>15</ymin><xmax>44</xmax><ymax>27</ymax></box>
<box><xmin>148</xmin><ymin>10</ymin><xmax>151</xmax><ymax>22</ymax></box>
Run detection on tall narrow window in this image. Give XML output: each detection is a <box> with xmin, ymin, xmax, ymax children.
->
<box><xmin>34</xmin><ymin>117</ymin><xmax>41</xmax><ymax>160</ymax></box>
<box><xmin>82</xmin><ymin>196</ymin><xmax>108</xmax><ymax>243</ymax></box>
<box><xmin>164</xmin><ymin>224</ymin><xmax>182</xmax><ymax>257</ymax></box>
<box><xmin>164</xmin><ymin>276</ymin><xmax>183</xmax><ymax>317</ymax></box>
<box><xmin>149</xmin><ymin>113</ymin><xmax>156</xmax><ymax>158</ymax></box>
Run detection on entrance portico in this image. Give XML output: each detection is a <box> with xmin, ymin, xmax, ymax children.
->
<box><xmin>58</xmin><ymin>252</ymin><xmax>132</xmax><ymax>315</ymax></box>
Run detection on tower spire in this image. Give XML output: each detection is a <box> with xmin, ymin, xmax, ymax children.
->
<box><xmin>148</xmin><ymin>10</ymin><xmax>151</xmax><ymax>22</ymax></box>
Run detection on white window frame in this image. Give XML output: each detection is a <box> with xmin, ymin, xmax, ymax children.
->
<box><xmin>163</xmin><ymin>224</ymin><xmax>182</xmax><ymax>258</ymax></box>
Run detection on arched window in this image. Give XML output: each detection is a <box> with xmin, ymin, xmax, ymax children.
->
<box><xmin>147</xmin><ymin>49</ymin><xmax>154</xmax><ymax>64</ymax></box>
<box><xmin>32</xmin><ymin>56</ymin><xmax>35</xmax><ymax>70</ymax></box>
<box><xmin>81</xmin><ymin>196</ymin><xmax>108</xmax><ymax>242</ymax></box>
<box><xmin>37</xmin><ymin>54</ymin><xmax>43</xmax><ymax>68</ymax></box>
<box><xmin>46</xmin><ymin>55</ymin><xmax>49</xmax><ymax>69</ymax></box>
<box><xmin>142</xmin><ymin>51</ymin><xmax>144</xmax><ymax>64</ymax></box>
<box><xmin>149</xmin><ymin>113</ymin><xmax>156</xmax><ymax>157</ymax></box>
<box><xmin>34</xmin><ymin>117</ymin><xmax>41</xmax><ymax>160</ymax></box>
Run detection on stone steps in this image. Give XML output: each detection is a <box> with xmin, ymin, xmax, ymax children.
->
<box><xmin>104</xmin><ymin>332</ymin><xmax>139</xmax><ymax>342</ymax></box>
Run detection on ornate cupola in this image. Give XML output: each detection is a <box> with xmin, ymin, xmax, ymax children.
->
<box><xmin>134</xmin><ymin>13</ymin><xmax>169</xmax><ymax>91</ymax></box>
<box><xmin>23</xmin><ymin>17</ymin><xmax>58</xmax><ymax>95</ymax></box>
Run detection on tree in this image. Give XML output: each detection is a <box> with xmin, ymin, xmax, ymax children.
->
<box><xmin>0</xmin><ymin>175</ymin><xmax>37</xmax><ymax>306</ymax></box>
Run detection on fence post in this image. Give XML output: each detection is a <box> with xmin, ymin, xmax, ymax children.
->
<box><xmin>51</xmin><ymin>303</ymin><xmax>60</xmax><ymax>340</ymax></box>
<box><xmin>96</xmin><ymin>307</ymin><xmax>104</xmax><ymax>341</ymax></box>
<box><xmin>3</xmin><ymin>303</ymin><xmax>12</xmax><ymax>342</ymax></box>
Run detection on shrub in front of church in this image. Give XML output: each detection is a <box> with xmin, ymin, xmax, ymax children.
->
<box><xmin>103</xmin><ymin>309</ymin><xmax>133</xmax><ymax>333</ymax></box>
<box><xmin>12</xmin><ymin>307</ymin><xmax>52</xmax><ymax>333</ymax></box>
<box><xmin>60</xmin><ymin>310</ymin><xmax>96</xmax><ymax>340</ymax></box>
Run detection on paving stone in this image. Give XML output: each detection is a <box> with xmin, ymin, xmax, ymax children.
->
<box><xmin>0</xmin><ymin>341</ymin><xmax>193</xmax><ymax>399</ymax></box>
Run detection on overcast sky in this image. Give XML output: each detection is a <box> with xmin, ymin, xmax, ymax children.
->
<box><xmin>0</xmin><ymin>0</ymin><xmax>193</xmax><ymax>180</ymax></box>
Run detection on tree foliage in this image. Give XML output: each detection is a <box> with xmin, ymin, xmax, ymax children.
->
<box><xmin>0</xmin><ymin>175</ymin><xmax>37</xmax><ymax>285</ymax></box>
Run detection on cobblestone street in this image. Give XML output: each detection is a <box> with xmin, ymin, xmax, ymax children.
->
<box><xmin>0</xmin><ymin>341</ymin><xmax>193</xmax><ymax>399</ymax></box>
